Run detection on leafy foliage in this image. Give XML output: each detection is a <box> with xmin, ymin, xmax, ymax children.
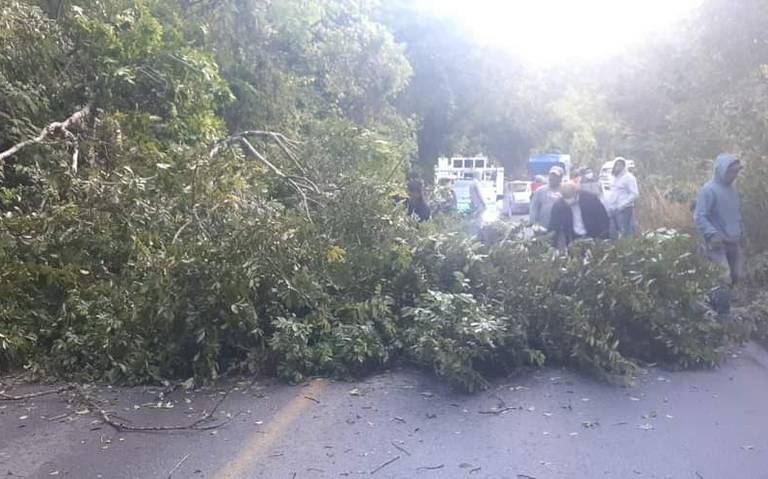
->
<box><xmin>0</xmin><ymin>0</ymin><xmax>762</xmax><ymax>393</ymax></box>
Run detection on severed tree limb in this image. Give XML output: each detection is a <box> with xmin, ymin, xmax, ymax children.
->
<box><xmin>73</xmin><ymin>385</ymin><xmax>234</xmax><ymax>432</ymax></box>
<box><xmin>0</xmin><ymin>104</ymin><xmax>91</xmax><ymax>171</ymax></box>
<box><xmin>0</xmin><ymin>384</ymin><xmax>75</xmax><ymax>401</ymax></box>
<box><xmin>210</xmin><ymin>130</ymin><xmax>316</xmax><ymax>191</ymax></box>
<box><xmin>239</xmin><ymin>138</ymin><xmax>313</xmax><ymax>222</ymax></box>
<box><xmin>1</xmin><ymin>382</ymin><xmax>240</xmax><ymax>433</ymax></box>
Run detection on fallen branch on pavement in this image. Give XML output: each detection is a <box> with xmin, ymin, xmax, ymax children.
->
<box><xmin>0</xmin><ymin>384</ymin><xmax>75</xmax><ymax>401</ymax></box>
<box><xmin>370</xmin><ymin>455</ymin><xmax>400</xmax><ymax>475</ymax></box>
<box><xmin>390</xmin><ymin>440</ymin><xmax>411</xmax><ymax>456</ymax></box>
<box><xmin>478</xmin><ymin>397</ymin><xmax>518</xmax><ymax>415</ymax></box>
<box><xmin>73</xmin><ymin>385</ymin><xmax>233</xmax><ymax>432</ymax></box>
<box><xmin>166</xmin><ymin>453</ymin><xmax>190</xmax><ymax>479</ymax></box>
<box><xmin>416</xmin><ymin>464</ymin><xmax>444</xmax><ymax>471</ymax></box>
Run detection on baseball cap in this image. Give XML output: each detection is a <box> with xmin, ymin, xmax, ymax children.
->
<box><xmin>549</xmin><ymin>166</ymin><xmax>564</xmax><ymax>177</ymax></box>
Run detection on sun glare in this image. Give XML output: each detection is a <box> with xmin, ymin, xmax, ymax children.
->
<box><xmin>415</xmin><ymin>0</ymin><xmax>703</xmax><ymax>64</ymax></box>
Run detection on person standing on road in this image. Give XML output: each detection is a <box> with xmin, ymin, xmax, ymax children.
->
<box><xmin>694</xmin><ymin>153</ymin><xmax>743</xmax><ymax>315</ymax></box>
<box><xmin>530</xmin><ymin>166</ymin><xmax>564</xmax><ymax>229</ymax></box>
<box><xmin>549</xmin><ymin>183</ymin><xmax>610</xmax><ymax>247</ymax></box>
<box><xmin>406</xmin><ymin>178</ymin><xmax>431</xmax><ymax>221</ymax></box>
<box><xmin>579</xmin><ymin>167</ymin><xmax>603</xmax><ymax>198</ymax></box>
<box><xmin>466</xmin><ymin>173</ymin><xmax>487</xmax><ymax>234</ymax></box>
<box><xmin>604</xmin><ymin>157</ymin><xmax>638</xmax><ymax>239</ymax></box>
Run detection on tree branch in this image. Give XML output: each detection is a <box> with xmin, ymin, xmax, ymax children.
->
<box><xmin>239</xmin><ymin>138</ymin><xmax>313</xmax><ymax>222</ymax></box>
<box><xmin>0</xmin><ymin>104</ymin><xmax>91</xmax><ymax>169</ymax></box>
<box><xmin>0</xmin><ymin>384</ymin><xmax>75</xmax><ymax>401</ymax></box>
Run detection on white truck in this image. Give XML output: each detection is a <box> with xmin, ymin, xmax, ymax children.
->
<box><xmin>434</xmin><ymin>156</ymin><xmax>504</xmax><ymax>221</ymax></box>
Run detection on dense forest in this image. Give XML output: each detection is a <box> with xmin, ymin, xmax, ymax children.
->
<box><xmin>1</xmin><ymin>0</ymin><xmax>767</xmax><ymax>390</ymax></box>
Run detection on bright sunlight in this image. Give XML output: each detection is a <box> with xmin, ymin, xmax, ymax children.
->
<box><xmin>416</xmin><ymin>0</ymin><xmax>704</xmax><ymax>64</ymax></box>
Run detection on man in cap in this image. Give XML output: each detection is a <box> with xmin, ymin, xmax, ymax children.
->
<box><xmin>604</xmin><ymin>157</ymin><xmax>639</xmax><ymax>239</ymax></box>
<box><xmin>530</xmin><ymin>166</ymin><xmax>564</xmax><ymax>229</ymax></box>
<box><xmin>694</xmin><ymin>153</ymin><xmax>743</xmax><ymax>315</ymax></box>
<box><xmin>549</xmin><ymin>183</ymin><xmax>610</xmax><ymax>247</ymax></box>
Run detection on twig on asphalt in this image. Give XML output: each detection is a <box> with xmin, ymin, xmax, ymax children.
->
<box><xmin>517</xmin><ymin>474</ymin><xmax>538</xmax><ymax>479</ymax></box>
<box><xmin>167</xmin><ymin>453</ymin><xmax>190</xmax><ymax>479</ymax></box>
<box><xmin>479</xmin><ymin>396</ymin><xmax>517</xmax><ymax>415</ymax></box>
<box><xmin>478</xmin><ymin>406</ymin><xmax>516</xmax><ymax>415</ymax></box>
<box><xmin>370</xmin><ymin>455</ymin><xmax>400</xmax><ymax>475</ymax></box>
<box><xmin>416</xmin><ymin>464</ymin><xmax>444</xmax><ymax>471</ymax></box>
<box><xmin>303</xmin><ymin>395</ymin><xmax>320</xmax><ymax>404</ymax></box>
<box><xmin>0</xmin><ymin>384</ymin><xmax>75</xmax><ymax>401</ymax></box>
<box><xmin>390</xmin><ymin>440</ymin><xmax>411</xmax><ymax>456</ymax></box>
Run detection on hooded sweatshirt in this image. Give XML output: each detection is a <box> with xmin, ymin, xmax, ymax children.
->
<box><xmin>694</xmin><ymin>154</ymin><xmax>743</xmax><ymax>242</ymax></box>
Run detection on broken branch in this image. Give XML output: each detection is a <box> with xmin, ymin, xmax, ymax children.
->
<box><xmin>240</xmin><ymin>138</ymin><xmax>313</xmax><ymax>222</ymax></box>
<box><xmin>370</xmin><ymin>455</ymin><xmax>400</xmax><ymax>475</ymax></box>
<box><xmin>0</xmin><ymin>104</ymin><xmax>91</xmax><ymax>168</ymax></box>
<box><xmin>167</xmin><ymin>453</ymin><xmax>191</xmax><ymax>479</ymax></box>
<box><xmin>391</xmin><ymin>440</ymin><xmax>412</xmax><ymax>456</ymax></box>
<box><xmin>0</xmin><ymin>384</ymin><xmax>75</xmax><ymax>401</ymax></box>
<box><xmin>74</xmin><ymin>386</ymin><xmax>233</xmax><ymax>432</ymax></box>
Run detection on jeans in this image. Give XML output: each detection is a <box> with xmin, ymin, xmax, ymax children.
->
<box><xmin>706</xmin><ymin>240</ymin><xmax>742</xmax><ymax>286</ymax></box>
<box><xmin>609</xmin><ymin>207</ymin><xmax>636</xmax><ymax>240</ymax></box>
<box><xmin>705</xmin><ymin>240</ymin><xmax>742</xmax><ymax>316</ymax></box>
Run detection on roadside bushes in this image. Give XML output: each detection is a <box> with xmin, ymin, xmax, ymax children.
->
<box><xmin>403</xmin><ymin>228</ymin><xmax>724</xmax><ymax>389</ymax></box>
<box><xmin>0</xmin><ymin>188</ymin><xmax>733</xmax><ymax>391</ymax></box>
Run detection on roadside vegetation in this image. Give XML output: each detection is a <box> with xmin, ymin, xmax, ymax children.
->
<box><xmin>1</xmin><ymin>0</ymin><xmax>767</xmax><ymax>391</ymax></box>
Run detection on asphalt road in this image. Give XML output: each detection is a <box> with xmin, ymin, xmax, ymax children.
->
<box><xmin>2</xmin><ymin>343</ymin><xmax>768</xmax><ymax>479</ymax></box>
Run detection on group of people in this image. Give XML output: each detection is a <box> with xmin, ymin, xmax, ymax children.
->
<box><xmin>530</xmin><ymin>153</ymin><xmax>744</xmax><ymax>315</ymax></box>
<box><xmin>405</xmin><ymin>153</ymin><xmax>744</xmax><ymax>315</ymax></box>
<box><xmin>530</xmin><ymin>157</ymin><xmax>639</xmax><ymax>248</ymax></box>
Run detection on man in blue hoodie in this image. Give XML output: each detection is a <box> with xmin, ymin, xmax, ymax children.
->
<box><xmin>694</xmin><ymin>153</ymin><xmax>743</xmax><ymax>313</ymax></box>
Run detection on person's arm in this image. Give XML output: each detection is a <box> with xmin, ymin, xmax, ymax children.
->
<box><xmin>693</xmin><ymin>186</ymin><xmax>720</xmax><ymax>241</ymax></box>
<box><xmin>529</xmin><ymin>190</ymin><xmax>540</xmax><ymax>225</ymax></box>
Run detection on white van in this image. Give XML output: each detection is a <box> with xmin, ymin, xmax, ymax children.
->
<box><xmin>599</xmin><ymin>158</ymin><xmax>636</xmax><ymax>192</ymax></box>
<box><xmin>502</xmin><ymin>181</ymin><xmax>532</xmax><ymax>215</ymax></box>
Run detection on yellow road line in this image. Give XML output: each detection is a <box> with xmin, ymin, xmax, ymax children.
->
<box><xmin>215</xmin><ymin>378</ymin><xmax>328</xmax><ymax>479</ymax></box>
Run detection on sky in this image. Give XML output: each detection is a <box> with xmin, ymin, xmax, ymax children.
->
<box><xmin>413</xmin><ymin>0</ymin><xmax>703</xmax><ymax>65</ymax></box>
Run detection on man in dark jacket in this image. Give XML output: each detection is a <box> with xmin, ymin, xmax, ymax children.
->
<box><xmin>406</xmin><ymin>178</ymin><xmax>431</xmax><ymax>221</ymax></box>
<box><xmin>549</xmin><ymin>183</ymin><xmax>610</xmax><ymax>247</ymax></box>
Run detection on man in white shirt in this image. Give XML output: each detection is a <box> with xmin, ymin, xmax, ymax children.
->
<box><xmin>604</xmin><ymin>157</ymin><xmax>639</xmax><ymax>239</ymax></box>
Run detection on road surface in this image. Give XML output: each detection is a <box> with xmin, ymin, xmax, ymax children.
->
<box><xmin>2</xmin><ymin>343</ymin><xmax>767</xmax><ymax>479</ymax></box>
